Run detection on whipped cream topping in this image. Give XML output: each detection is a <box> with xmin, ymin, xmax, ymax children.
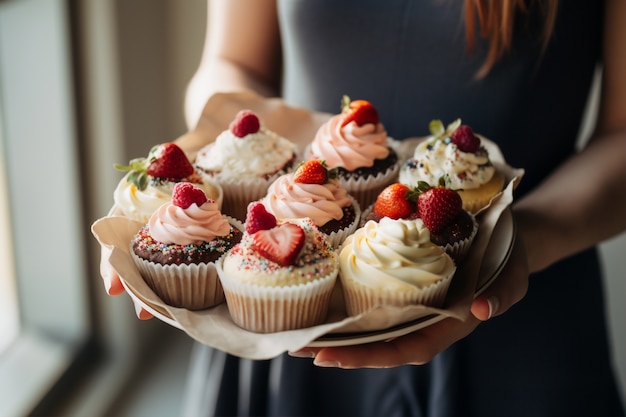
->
<box><xmin>195</xmin><ymin>127</ymin><xmax>295</xmax><ymax>177</ymax></box>
<box><xmin>148</xmin><ymin>199</ymin><xmax>231</xmax><ymax>246</ymax></box>
<box><xmin>262</xmin><ymin>173</ymin><xmax>352</xmax><ymax>226</ymax></box>
<box><xmin>310</xmin><ymin>114</ymin><xmax>389</xmax><ymax>171</ymax></box>
<box><xmin>114</xmin><ymin>177</ymin><xmax>176</xmax><ymax>223</ymax></box>
<box><xmin>400</xmin><ymin>139</ymin><xmax>495</xmax><ymax>190</ymax></box>
<box><xmin>114</xmin><ymin>175</ymin><xmax>220</xmax><ymax>223</ymax></box>
<box><xmin>339</xmin><ymin>218</ymin><xmax>455</xmax><ymax>291</ymax></box>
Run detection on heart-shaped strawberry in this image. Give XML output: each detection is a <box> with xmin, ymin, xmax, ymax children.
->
<box><xmin>252</xmin><ymin>222</ymin><xmax>305</xmax><ymax>266</ymax></box>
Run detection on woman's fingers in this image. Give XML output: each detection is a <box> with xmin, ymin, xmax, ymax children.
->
<box><xmin>471</xmin><ymin>233</ymin><xmax>529</xmax><ymax>321</ymax></box>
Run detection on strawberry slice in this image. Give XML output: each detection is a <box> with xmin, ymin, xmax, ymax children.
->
<box><xmin>229</xmin><ymin>109</ymin><xmax>261</xmax><ymax>138</ymax></box>
<box><xmin>172</xmin><ymin>182</ymin><xmax>208</xmax><ymax>209</ymax></box>
<box><xmin>245</xmin><ymin>202</ymin><xmax>277</xmax><ymax>234</ymax></box>
<box><xmin>147</xmin><ymin>142</ymin><xmax>195</xmax><ymax>180</ymax></box>
<box><xmin>340</xmin><ymin>95</ymin><xmax>379</xmax><ymax>127</ymax></box>
<box><xmin>252</xmin><ymin>223</ymin><xmax>305</xmax><ymax>266</ymax></box>
<box><xmin>293</xmin><ymin>160</ymin><xmax>336</xmax><ymax>184</ymax></box>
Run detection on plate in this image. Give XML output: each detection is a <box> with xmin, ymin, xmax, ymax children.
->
<box><xmin>122</xmin><ymin>208</ymin><xmax>515</xmax><ymax>347</ymax></box>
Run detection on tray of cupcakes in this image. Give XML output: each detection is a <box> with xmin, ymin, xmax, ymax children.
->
<box><xmin>91</xmin><ymin>91</ymin><xmax>523</xmax><ymax>360</ymax></box>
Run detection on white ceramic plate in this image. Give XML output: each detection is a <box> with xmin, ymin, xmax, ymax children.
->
<box><xmin>123</xmin><ymin>208</ymin><xmax>515</xmax><ymax>347</ymax></box>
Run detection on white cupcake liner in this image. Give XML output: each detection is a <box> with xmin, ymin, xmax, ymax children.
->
<box><xmin>340</xmin><ymin>269</ymin><xmax>455</xmax><ymax>317</ymax></box>
<box><xmin>130</xmin><ymin>217</ymin><xmax>244</xmax><ymax>310</ymax></box>
<box><xmin>131</xmin><ymin>252</ymin><xmax>225</xmax><ymax>310</ymax></box>
<box><xmin>216</xmin><ymin>256</ymin><xmax>339</xmax><ymax>333</ymax></box>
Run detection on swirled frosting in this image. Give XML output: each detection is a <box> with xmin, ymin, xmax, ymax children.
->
<box><xmin>148</xmin><ymin>199</ymin><xmax>231</xmax><ymax>245</ymax></box>
<box><xmin>339</xmin><ymin>218</ymin><xmax>455</xmax><ymax>291</ymax></box>
<box><xmin>114</xmin><ymin>176</ymin><xmax>220</xmax><ymax>223</ymax></box>
<box><xmin>262</xmin><ymin>173</ymin><xmax>353</xmax><ymax>226</ymax></box>
<box><xmin>310</xmin><ymin>114</ymin><xmax>389</xmax><ymax>171</ymax></box>
<box><xmin>400</xmin><ymin>139</ymin><xmax>495</xmax><ymax>190</ymax></box>
<box><xmin>195</xmin><ymin>127</ymin><xmax>296</xmax><ymax>177</ymax></box>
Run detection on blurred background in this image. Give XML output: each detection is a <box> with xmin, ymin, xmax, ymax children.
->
<box><xmin>0</xmin><ymin>1</ymin><xmax>624</xmax><ymax>416</ymax></box>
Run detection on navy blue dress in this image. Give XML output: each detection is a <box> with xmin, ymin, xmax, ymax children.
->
<box><xmin>183</xmin><ymin>1</ymin><xmax>625</xmax><ymax>415</ymax></box>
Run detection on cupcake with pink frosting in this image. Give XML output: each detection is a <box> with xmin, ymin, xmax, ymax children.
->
<box><xmin>306</xmin><ymin>96</ymin><xmax>402</xmax><ymax>210</ymax></box>
<box><xmin>131</xmin><ymin>182</ymin><xmax>243</xmax><ymax>310</ymax></box>
<box><xmin>260</xmin><ymin>160</ymin><xmax>360</xmax><ymax>248</ymax></box>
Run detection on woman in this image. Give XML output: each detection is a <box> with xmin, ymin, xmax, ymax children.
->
<box><xmin>103</xmin><ymin>1</ymin><xmax>626</xmax><ymax>415</ymax></box>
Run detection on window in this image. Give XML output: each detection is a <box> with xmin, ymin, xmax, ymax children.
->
<box><xmin>0</xmin><ymin>136</ymin><xmax>19</xmax><ymax>355</ymax></box>
<box><xmin>0</xmin><ymin>0</ymin><xmax>91</xmax><ymax>414</ymax></box>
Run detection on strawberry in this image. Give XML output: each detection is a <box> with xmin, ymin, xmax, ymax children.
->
<box><xmin>229</xmin><ymin>109</ymin><xmax>261</xmax><ymax>138</ymax></box>
<box><xmin>114</xmin><ymin>142</ymin><xmax>194</xmax><ymax>190</ymax></box>
<box><xmin>245</xmin><ymin>202</ymin><xmax>277</xmax><ymax>234</ymax></box>
<box><xmin>293</xmin><ymin>160</ymin><xmax>336</xmax><ymax>184</ymax></box>
<box><xmin>340</xmin><ymin>95</ymin><xmax>379</xmax><ymax>127</ymax></box>
<box><xmin>146</xmin><ymin>142</ymin><xmax>195</xmax><ymax>180</ymax></box>
<box><xmin>450</xmin><ymin>124</ymin><xmax>481</xmax><ymax>153</ymax></box>
<box><xmin>253</xmin><ymin>222</ymin><xmax>305</xmax><ymax>266</ymax></box>
<box><xmin>372</xmin><ymin>183</ymin><xmax>419</xmax><ymax>220</ymax></box>
<box><xmin>416</xmin><ymin>181</ymin><xmax>462</xmax><ymax>233</ymax></box>
<box><xmin>172</xmin><ymin>182</ymin><xmax>208</xmax><ymax>209</ymax></box>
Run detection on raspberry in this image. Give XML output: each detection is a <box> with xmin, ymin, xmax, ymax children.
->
<box><xmin>451</xmin><ymin>125</ymin><xmax>481</xmax><ymax>153</ymax></box>
<box><xmin>229</xmin><ymin>110</ymin><xmax>261</xmax><ymax>138</ymax></box>
<box><xmin>245</xmin><ymin>202</ymin><xmax>277</xmax><ymax>234</ymax></box>
<box><xmin>172</xmin><ymin>182</ymin><xmax>208</xmax><ymax>209</ymax></box>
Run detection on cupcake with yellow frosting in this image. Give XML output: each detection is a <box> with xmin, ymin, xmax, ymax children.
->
<box><xmin>399</xmin><ymin>119</ymin><xmax>505</xmax><ymax>213</ymax></box>
<box><xmin>114</xmin><ymin>142</ymin><xmax>222</xmax><ymax>223</ymax></box>
<box><xmin>339</xmin><ymin>217</ymin><xmax>456</xmax><ymax>315</ymax></box>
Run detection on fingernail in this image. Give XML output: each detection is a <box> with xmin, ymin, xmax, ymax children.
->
<box><xmin>314</xmin><ymin>360</ymin><xmax>339</xmax><ymax>368</ymax></box>
<box><xmin>288</xmin><ymin>350</ymin><xmax>316</xmax><ymax>359</ymax></box>
<box><xmin>487</xmin><ymin>296</ymin><xmax>499</xmax><ymax>319</ymax></box>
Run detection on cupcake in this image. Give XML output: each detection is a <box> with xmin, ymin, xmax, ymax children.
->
<box><xmin>339</xmin><ymin>217</ymin><xmax>457</xmax><ymax>316</ymax></box>
<box><xmin>114</xmin><ymin>142</ymin><xmax>222</xmax><ymax>223</ymax></box>
<box><xmin>361</xmin><ymin>181</ymin><xmax>477</xmax><ymax>263</ymax></box>
<box><xmin>130</xmin><ymin>182</ymin><xmax>243</xmax><ymax>310</ymax></box>
<box><xmin>306</xmin><ymin>96</ymin><xmax>402</xmax><ymax>210</ymax></box>
<box><xmin>260</xmin><ymin>160</ymin><xmax>360</xmax><ymax>248</ymax></box>
<box><xmin>399</xmin><ymin>119</ymin><xmax>505</xmax><ymax>213</ymax></box>
<box><xmin>217</xmin><ymin>205</ymin><xmax>339</xmax><ymax>333</ymax></box>
<box><xmin>194</xmin><ymin>109</ymin><xmax>298</xmax><ymax>221</ymax></box>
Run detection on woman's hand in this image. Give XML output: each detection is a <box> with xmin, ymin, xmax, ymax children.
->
<box><xmin>99</xmin><ymin>245</ymin><xmax>154</xmax><ymax>320</ymax></box>
<box><xmin>290</xmin><ymin>232</ymin><xmax>530</xmax><ymax>368</ymax></box>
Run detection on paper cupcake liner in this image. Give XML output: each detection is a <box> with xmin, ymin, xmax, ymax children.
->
<box><xmin>131</xmin><ymin>252</ymin><xmax>225</xmax><ymax>310</ymax></box>
<box><xmin>129</xmin><ymin>217</ymin><xmax>244</xmax><ymax>310</ymax></box>
<box><xmin>216</xmin><ymin>257</ymin><xmax>339</xmax><ymax>333</ymax></box>
<box><xmin>443</xmin><ymin>213</ymin><xmax>479</xmax><ymax>264</ymax></box>
<box><xmin>340</xmin><ymin>270</ymin><xmax>454</xmax><ymax>317</ymax></box>
<box><xmin>325</xmin><ymin>198</ymin><xmax>361</xmax><ymax>249</ymax></box>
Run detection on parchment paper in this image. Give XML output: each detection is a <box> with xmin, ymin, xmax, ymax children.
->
<box><xmin>91</xmin><ymin>91</ymin><xmax>524</xmax><ymax>360</ymax></box>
